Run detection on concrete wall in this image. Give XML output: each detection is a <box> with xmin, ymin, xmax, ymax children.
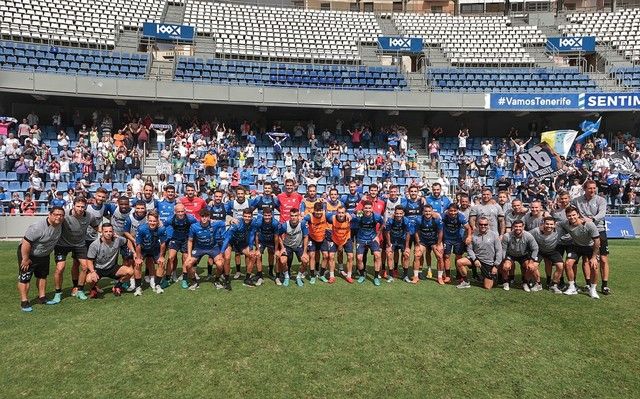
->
<box><xmin>0</xmin><ymin>70</ymin><xmax>487</xmax><ymax>111</ymax></box>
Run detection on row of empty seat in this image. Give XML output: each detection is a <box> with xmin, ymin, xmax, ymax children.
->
<box><xmin>175</xmin><ymin>58</ymin><xmax>406</xmax><ymax>90</ymax></box>
<box><xmin>561</xmin><ymin>8</ymin><xmax>640</xmax><ymax>63</ymax></box>
<box><xmin>427</xmin><ymin>67</ymin><xmax>598</xmax><ymax>93</ymax></box>
<box><xmin>0</xmin><ymin>41</ymin><xmax>149</xmax><ymax>77</ymax></box>
<box><xmin>610</xmin><ymin>66</ymin><xmax>640</xmax><ymax>88</ymax></box>
<box><xmin>185</xmin><ymin>1</ymin><xmax>380</xmax><ymax>62</ymax></box>
<box><xmin>0</xmin><ymin>0</ymin><xmax>165</xmax><ymax>48</ymax></box>
<box><xmin>392</xmin><ymin>13</ymin><xmax>544</xmax><ymax>66</ymax></box>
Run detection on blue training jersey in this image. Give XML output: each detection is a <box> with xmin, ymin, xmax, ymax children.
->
<box><xmin>351</xmin><ymin>213</ymin><xmax>384</xmax><ymax>242</ymax></box>
<box><xmin>165</xmin><ymin>214</ymin><xmax>198</xmax><ymax>241</ymax></box>
<box><xmin>157</xmin><ymin>199</ymin><xmax>177</xmax><ymax>220</ymax></box>
<box><xmin>251</xmin><ymin>216</ymin><xmax>280</xmax><ymax>247</ymax></box>
<box><xmin>207</xmin><ymin>202</ymin><xmax>227</xmax><ymax>222</ymax></box>
<box><xmin>340</xmin><ymin>193</ymin><xmax>361</xmax><ymax>215</ymax></box>
<box><xmin>221</xmin><ymin>219</ymin><xmax>253</xmax><ymax>251</ymax></box>
<box><xmin>189</xmin><ymin>220</ymin><xmax>227</xmax><ymax>250</ymax></box>
<box><xmin>384</xmin><ymin>217</ymin><xmax>414</xmax><ymax>245</ymax></box>
<box><xmin>250</xmin><ymin>195</ymin><xmax>280</xmax><ymax>213</ymax></box>
<box><xmin>442</xmin><ymin>213</ymin><xmax>467</xmax><ymax>242</ymax></box>
<box><xmin>425</xmin><ymin>195</ymin><xmax>452</xmax><ymax>215</ymax></box>
<box><xmin>135</xmin><ymin>224</ymin><xmax>167</xmax><ymax>253</ymax></box>
<box><xmin>401</xmin><ymin>197</ymin><xmax>423</xmax><ymax>225</ymax></box>
<box><xmin>416</xmin><ymin>216</ymin><xmax>443</xmax><ymax>245</ymax></box>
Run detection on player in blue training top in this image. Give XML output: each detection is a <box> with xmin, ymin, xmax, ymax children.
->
<box><xmin>441</xmin><ymin>203</ymin><xmax>472</xmax><ymax>284</ymax></box>
<box><xmin>157</xmin><ymin>185</ymin><xmax>178</xmax><ymax>221</ymax></box>
<box><xmin>250</xmin><ymin>208</ymin><xmax>281</xmax><ymax>285</ymax></box>
<box><xmin>221</xmin><ymin>208</ymin><xmax>257</xmax><ymax>288</ymax></box>
<box><xmin>134</xmin><ymin>211</ymin><xmax>168</xmax><ymax>296</ymax></box>
<box><xmin>205</xmin><ymin>189</ymin><xmax>228</xmax><ymax>280</ymax></box>
<box><xmin>351</xmin><ymin>201</ymin><xmax>385</xmax><ymax>286</ymax></box>
<box><xmin>414</xmin><ymin>204</ymin><xmax>444</xmax><ymax>285</ymax></box>
<box><xmin>182</xmin><ymin>208</ymin><xmax>228</xmax><ymax>290</ymax></box>
<box><xmin>383</xmin><ymin>205</ymin><xmax>414</xmax><ymax>284</ymax></box>
<box><xmin>164</xmin><ymin>203</ymin><xmax>198</xmax><ymax>287</ymax></box>
<box><xmin>250</xmin><ymin>182</ymin><xmax>280</xmax><ymax>214</ymax></box>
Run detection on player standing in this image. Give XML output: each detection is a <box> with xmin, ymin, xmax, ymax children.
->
<box><xmin>277</xmin><ymin>208</ymin><xmax>309</xmax><ymax>287</ymax></box>
<box><xmin>352</xmin><ymin>201</ymin><xmax>385</xmax><ymax>286</ymax></box>
<box><xmin>134</xmin><ymin>211</ymin><xmax>168</xmax><ymax>295</ymax></box>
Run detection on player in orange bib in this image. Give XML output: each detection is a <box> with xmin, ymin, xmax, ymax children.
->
<box><xmin>326</xmin><ymin>205</ymin><xmax>354</xmax><ymax>283</ymax></box>
<box><xmin>303</xmin><ymin>202</ymin><xmax>330</xmax><ymax>283</ymax></box>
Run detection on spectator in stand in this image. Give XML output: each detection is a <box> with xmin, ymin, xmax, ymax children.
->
<box><xmin>18</xmin><ymin>119</ymin><xmax>31</xmax><ymax>145</ymax></box>
<box><xmin>437</xmin><ymin>170</ymin><xmax>450</xmax><ymax>197</ymax></box>
<box><xmin>458</xmin><ymin>128</ymin><xmax>469</xmax><ymax>156</ymax></box>
<box><xmin>29</xmin><ymin>171</ymin><xmax>44</xmax><ymax>200</ymax></box>
<box><xmin>283</xmin><ymin>166</ymin><xmax>296</xmax><ymax>184</ymax></box>
<box><xmin>309</xmin><ymin>134</ymin><xmax>319</xmax><ymax>152</ymax></box>
<box><xmin>511</xmin><ymin>137</ymin><xmax>531</xmax><ymax>155</ymax></box>
<box><xmin>269</xmin><ymin>165</ymin><xmax>279</xmax><ymax>183</ymax></box>
<box><xmin>398</xmin><ymin>128</ymin><xmax>408</xmax><ymax>154</ymax></box>
<box><xmin>481</xmin><ymin>140</ymin><xmax>492</xmax><ymax>156</ymax></box>
<box><xmin>20</xmin><ymin>193</ymin><xmax>36</xmax><ymax>215</ymax></box>
<box><xmin>9</xmin><ymin>192</ymin><xmax>22</xmax><ymax>214</ymax></box>
<box><xmin>15</xmin><ymin>156</ymin><xmax>29</xmax><ymax>183</ymax></box>
<box><xmin>349</xmin><ymin>126</ymin><xmax>361</xmax><ymax>147</ymax></box>
<box><xmin>57</xmin><ymin>130</ymin><xmax>69</xmax><ymax>150</ymax></box>
<box><xmin>428</xmin><ymin>138</ymin><xmax>440</xmax><ymax>169</ymax></box>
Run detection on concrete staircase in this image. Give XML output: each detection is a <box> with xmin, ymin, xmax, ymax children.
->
<box><xmin>147</xmin><ymin>58</ymin><xmax>175</xmax><ymax>80</ymax></box>
<box><xmin>423</xmin><ymin>46</ymin><xmax>450</xmax><ymax>67</ymax></box>
<box><xmin>359</xmin><ymin>44</ymin><xmax>381</xmax><ymax>66</ymax></box>
<box><xmin>596</xmin><ymin>44</ymin><xmax>634</xmax><ymax>70</ymax></box>
<box><xmin>588</xmin><ymin>71</ymin><xmax>623</xmax><ymax>92</ymax></box>
<box><xmin>163</xmin><ymin>3</ymin><xmax>185</xmax><ymax>24</ymax></box>
<box><xmin>406</xmin><ymin>71</ymin><xmax>427</xmax><ymax>91</ymax></box>
<box><xmin>114</xmin><ymin>30</ymin><xmax>140</xmax><ymax>53</ymax></box>
<box><xmin>195</xmin><ymin>37</ymin><xmax>216</xmax><ymax>57</ymax></box>
<box><xmin>527</xmin><ymin>46</ymin><xmax>558</xmax><ymax>68</ymax></box>
<box><xmin>143</xmin><ymin>151</ymin><xmax>160</xmax><ymax>183</ymax></box>
<box><xmin>375</xmin><ymin>14</ymin><xmax>400</xmax><ymax>36</ymax></box>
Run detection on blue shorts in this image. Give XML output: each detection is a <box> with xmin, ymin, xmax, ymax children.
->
<box><xmin>229</xmin><ymin>240</ymin><xmax>249</xmax><ymax>253</ymax></box>
<box><xmin>389</xmin><ymin>240</ymin><xmax>406</xmax><ymax>251</ymax></box>
<box><xmin>191</xmin><ymin>248</ymin><xmax>219</xmax><ymax>263</ymax></box>
<box><xmin>284</xmin><ymin>246</ymin><xmax>305</xmax><ymax>267</ymax></box>
<box><xmin>307</xmin><ymin>239</ymin><xmax>326</xmax><ymax>253</ymax></box>
<box><xmin>168</xmin><ymin>239</ymin><xmax>188</xmax><ymax>253</ymax></box>
<box><xmin>327</xmin><ymin>239</ymin><xmax>353</xmax><ymax>253</ymax></box>
<box><xmin>259</xmin><ymin>243</ymin><xmax>275</xmax><ymax>254</ymax></box>
<box><xmin>443</xmin><ymin>241</ymin><xmax>465</xmax><ymax>256</ymax></box>
<box><xmin>356</xmin><ymin>240</ymin><xmax>381</xmax><ymax>255</ymax></box>
<box><xmin>142</xmin><ymin>251</ymin><xmax>161</xmax><ymax>262</ymax></box>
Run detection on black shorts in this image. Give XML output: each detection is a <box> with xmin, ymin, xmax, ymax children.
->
<box><xmin>566</xmin><ymin>245</ymin><xmax>593</xmax><ymax>260</ymax></box>
<box><xmin>17</xmin><ymin>245</ymin><xmax>51</xmax><ymax>283</ymax></box>
<box><xmin>504</xmin><ymin>255</ymin><xmax>531</xmax><ymax>265</ymax></box>
<box><xmin>538</xmin><ymin>251</ymin><xmax>563</xmax><ymax>264</ymax></box>
<box><xmin>599</xmin><ymin>231</ymin><xmax>609</xmax><ymax>256</ymax></box>
<box><xmin>479</xmin><ymin>261</ymin><xmax>497</xmax><ymax>281</ymax></box>
<box><xmin>556</xmin><ymin>244</ymin><xmax>569</xmax><ymax>257</ymax></box>
<box><xmin>96</xmin><ymin>264</ymin><xmax>121</xmax><ymax>280</ymax></box>
<box><xmin>54</xmin><ymin>245</ymin><xmax>88</xmax><ymax>262</ymax></box>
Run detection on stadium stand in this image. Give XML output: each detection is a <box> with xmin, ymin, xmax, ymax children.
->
<box><xmin>610</xmin><ymin>66</ymin><xmax>640</xmax><ymax>88</ymax></box>
<box><xmin>184</xmin><ymin>1</ymin><xmax>381</xmax><ymax>62</ymax></box>
<box><xmin>0</xmin><ymin>0</ymin><xmax>165</xmax><ymax>48</ymax></box>
<box><xmin>0</xmin><ymin>41</ymin><xmax>149</xmax><ymax>77</ymax></box>
<box><xmin>560</xmin><ymin>8</ymin><xmax>640</xmax><ymax>62</ymax></box>
<box><xmin>392</xmin><ymin>14</ymin><xmax>545</xmax><ymax>66</ymax></box>
<box><xmin>175</xmin><ymin>57</ymin><xmax>407</xmax><ymax>90</ymax></box>
<box><xmin>427</xmin><ymin>67</ymin><xmax>598</xmax><ymax>93</ymax></box>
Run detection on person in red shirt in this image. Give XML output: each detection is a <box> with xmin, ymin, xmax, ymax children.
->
<box><xmin>276</xmin><ymin>179</ymin><xmax>303</xmax><ymax>223</ymax></box>
<box><xmin>179</xmin><ymin>183</ymin><xmax>207</xmax><ymax>221</ymax></box>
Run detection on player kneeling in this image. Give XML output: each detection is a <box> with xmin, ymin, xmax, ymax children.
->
<box><xmin>455</xmin><ymin>217</ymin><xmax>502</xmax><ymax>289</ymax></box>
<box><xmin>84</xmin><ymin>223</ymin><xmax>135</xmax><ymax>297</ymax></box>
<box><xmin>183</xmin><ymin>209</ymin><xmax>227</xmax><ymax>290</ymax></box>
<box><xmin>500</xmin><ymin>220</ymin><xmax>540</xmax><ymax>292</ymax></box>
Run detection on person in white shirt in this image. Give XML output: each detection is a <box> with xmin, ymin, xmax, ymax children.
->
<box><xmin>270</xmin><ymin>166</ymin><xmax>279</xmax><ymax>182</ymax></box>
<box><xmin>398</xmin><ymin>130</ymin><xmax>408</xmax><ymax>153</ymax></box>
<box><xmin>218</xmin><ymin>169</ymin><xmax>230</xmax><ymax>191</ymax></box>
<box><xmin>481</xmin><ymin>140</ymin><xmax>492</xmax><ymax>156</ymax></box>
<box><xmin>458</xmin><ymin>129</ymin><xmax>469</xmax><ymax>155</ymax></box>
<box><xmin>57</xmin><ymin>131</ymin><xmax>69</xmax><ymax>149</ymax></box>
<box><xmin>59</xmin><ymin>157</ymin><xmax>71</xmax><ymax>182</ymax></box>
<box><xmin>129</xmin><ymin>174</ymin><xmax>144</xmax><ymax>196</ymax></box>
<box><xmin>155</xmin><ymin>128</ymin><xmax>168</xmax><ymax>153</ymax></box>
<box><xmin>283</xmin><ymin>166</ymin><xmax>296</xmax><ymax>183</ymax></box>
<box><xmin>592</xmin><ymin>154</ymin><xmax>609</xmax><ymax>174</ymax></box>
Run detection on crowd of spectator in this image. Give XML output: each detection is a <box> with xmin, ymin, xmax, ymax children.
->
<box><xmin>0</xmin><ymin>108</ymin><xmax>638</xmax><ymax>215</ymax></box>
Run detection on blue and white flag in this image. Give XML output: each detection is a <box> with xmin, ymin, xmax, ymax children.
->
<box><xmin>576</xmin><ymin>117</ymin><xmax>602</xmax><ymax>142</ymax></box>
<box><xmin>540</xmin><ymin>129</ymin><xmax>578</xmax><ymax>157</ymax></box>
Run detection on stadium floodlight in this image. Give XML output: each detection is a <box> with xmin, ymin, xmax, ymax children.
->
<box><xmin>325</xmin><ymin>109</ymin><xmax>335</xmax><ymax>114</ymax></box>
<box><xmin>31</xmin><ymin>95</ymin><xmax>48</xmax><ymax>101</ymax></box>
<box><xmin>189</xmin><ymin>103</ymin><xmax>199</xmax><ymax>109</ymax></box>
<box><xmin>259</xmin><ymin>106</ymin><xmax>268</xmax><ymax>112</ymax></box>
<box><xmin>387</xmin><ymin>110</ymin><xmax>399</xmax><ymax>116</ymax></box>
<box><xmin>114</xmin><ymin>99</ymin><xmax>127</xmax><ymax>106</ymax></box>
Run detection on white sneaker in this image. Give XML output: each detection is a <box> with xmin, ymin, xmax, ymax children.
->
<box><xmin>133</xmin><ymin>287</ymin><xmax>143</xmax><ymax>296</ymax></box>
<box><xmin>154</xmin><ymin>285</ymin><xmax>164</xmax><ymax>294</ymax></box>
<box><xmin>149</xmin><ymin>277</ymin><xmax>156</xmax><ymax>289</ymax></box>
<box><xmin>563</xmin><ymin>286</ymin><xmax>578</xmax><ymax>295</ymax></box>
<box><xmin>523</xmin><ymin>283</ymin><xmax>531</xmax><ymax>292</ymax></box>
<box><xmin>214</xmin><ymin>281</ymin><xmax>224</xmax><ymax>290</ymax></box>
<box><xmin>532</xmin><ymin>283</ymin><xmax>543</xmax><ymax>292</ymax></box>
<box><xmin>275</xmin><ymin>277</ymin><xmax>282</xmax><ymax>286</ymax></box>
<box><xmin>549</xmin><ymin>284</ymin><xmax>563</xmax><ymax>294</ymax></box>
<box><xmin>456</xmin><ymin>281</ymin><xmax>471</xmax><ymax>289</ymax></box>
<box><xmin>188</xmin><ymin>283</ymin><xmax>200</xmax><ymax>291</ymax></box>
<box><xmin>233</xmin><ymin>271</ymin><xmax>242</xmax><ymax>280</ymax></box>
<box><xmin>128</xmin><ymin>277</ymin><xmax>136</xmax><ymax>291</ymax></box>
<box><xmin>588</xmin><ymin>286</ymin><xmax>600</xmax><ymax>299</ymax></box>
<box><xmin>339</xmin><ymin>270</ymin><xmax>348</xmax><ymax>278</ymax></box>
<box><xmin>172</xmin><ymin>271</ymin><xmax>178</xmax><ymax>282</ymax></box>
<box><xmin>503</xmin><ymin>282</ymin><xmax>510</xmax><ymax>291</ymax></box>
<box><xmin>144</xmin><ymin>276</ymin><xmax>151</xmax><ymax>284</ymax></box>
<box><xmin>403</xmin><ymin>276</ymin><xmax>411</xmax><ymax>283</ymax></box>
<box><xmin>386</xmin><ymin>276</ymin><xmax>394</xmax><ymax>283</ymax></box>
<box><xmin>255</xmin><ymin>278</ymin><xmax>264</xmax><ymax>287</ymax></box>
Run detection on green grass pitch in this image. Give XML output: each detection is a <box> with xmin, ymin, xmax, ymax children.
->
<box><xmin>1</xmin><ymin>240</ymin><xmax>639</xmax><ymax>398</ymax></box>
